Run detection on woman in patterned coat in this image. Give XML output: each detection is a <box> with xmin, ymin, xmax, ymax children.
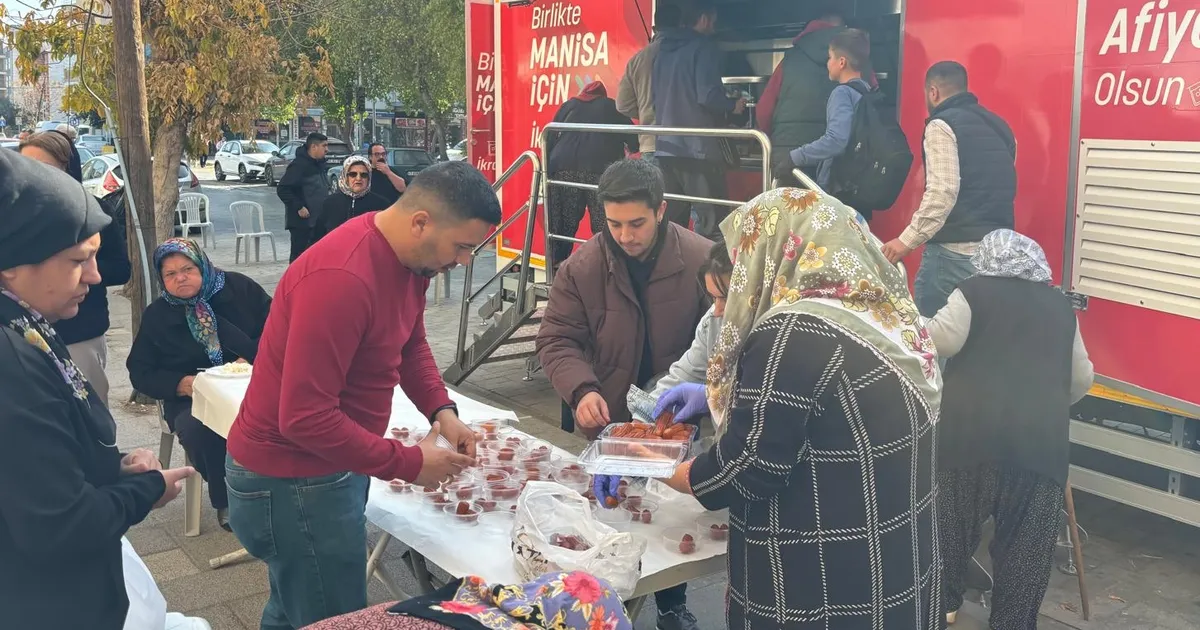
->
<box><xmin>661</xmin><ymin>188</ymin><xmax>944</xmax><ymax>629</ymax></box>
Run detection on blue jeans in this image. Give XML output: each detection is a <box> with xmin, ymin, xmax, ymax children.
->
<box><xmin>225</xmin><ymin>455</ymin><xmax>370</xmax><ymax>630</ymax></box>
<box><xmin>913</xmin><ymin>243</ymin><xmax>978</xmax><ymax>318</ymax></box>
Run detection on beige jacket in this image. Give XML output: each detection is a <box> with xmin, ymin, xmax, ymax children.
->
<box><xmin>616</xmin><ymin>38</ymin><xmax>662</xmax><ymax>154</ymax></box>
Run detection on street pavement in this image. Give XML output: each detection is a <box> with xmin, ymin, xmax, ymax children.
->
<box><xmin>105</xmin><ymin>166</ymin><xmax>1198</xmax><ymax>629</ymax></box>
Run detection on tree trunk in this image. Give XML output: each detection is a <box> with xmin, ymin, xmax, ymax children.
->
<box><xmin>111</xmin><ymin>0</ymin><xmax>156</xmax><ymax>337</ymax></box>
<box><xmin>152</xmin><ymin>120</ymin><xmax>186</xmax><ymax>243</ymax></box>
<box><xmin>418</xmin><ymin>90</ymin><xmax>448</xmax><ymax>160</ymax></box>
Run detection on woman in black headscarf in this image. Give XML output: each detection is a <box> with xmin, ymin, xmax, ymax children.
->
<box><xmin>0</xmin><ymin>149</ymin><xmax>195</xmax><ymax>629</ymax></box>
<box><xmin>313</xmin><ymin>155</ymin><xmax>392</xmax><ymax>241</ymax></box>
<box><xmin>19</xmin><ymin>130</ymin><xmax>131</xmax><ymax>405</ymax></box>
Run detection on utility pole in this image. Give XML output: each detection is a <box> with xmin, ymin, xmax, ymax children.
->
<box><xmin>110</xmin><ymin>0</ymin><xmax>156</xmax><ymax>336</ymax></box>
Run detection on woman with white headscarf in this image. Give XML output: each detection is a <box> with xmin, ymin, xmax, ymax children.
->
<box><xmin>658</xmin><ymin>188</ymin><xmax>943</xmax><ymax>629</ymax></box>
<box><xmin>314</xmin><ymin>155</ymin><xmax>392</xmax><ymax>241</ymax></box>
<box><xmin>925</xmin><ymin>228</ymin><xmax>1093</xmax><ymax>628</ymax></box>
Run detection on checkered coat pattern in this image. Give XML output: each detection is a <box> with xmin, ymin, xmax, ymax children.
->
<box><xmin>689</xmin><ymin>312</ymin><xmax>942</xmax><ymax>629</ymax></box>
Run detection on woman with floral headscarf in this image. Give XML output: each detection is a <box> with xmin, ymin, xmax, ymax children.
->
<box><xmin>659</xmin><ymin>188</ymin><xmax>943</xmax><ymax>629</ymax></box>
<box><xmin>314</xmin><ymin>155</ymin><xmax>393</xmax><ymax>241</ymax></box>
<box><xmin>926</xmin><ymin>229</ymin><xmax>1093</xmax><ymax>628</ymax></box>
<box><xmin>127</xmin><ymin>238</ymin><xmax>271</xmax><ymax>530</ymax></box>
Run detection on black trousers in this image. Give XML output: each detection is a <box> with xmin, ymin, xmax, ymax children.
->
<box><xmin>199</xmin><ymin>155</ymin><xmax>207</xmax><ymax>167</ymax></box>
<box><xmin>547</xmin><ymin>170</ymin><xmax>605</xmax><ymax>268</ymax></box>
<box><xmin>288</xmin><ymin>226</ymin><xmax>313</xmax><ymax>263</ymax></box>
<box><xmin>169</xmin><ymin>409</ymin><xmax>229</xmax><ymax>509</ymax></box>
<box><xmin>657</xmin><ymin>156</ymin><xmax>729</xmax><ymax>242</ymax></box>
<box><xmin>939</xmin><ymin>465</ymin><xmax>1064</xmax><ymax>629</ymax></box>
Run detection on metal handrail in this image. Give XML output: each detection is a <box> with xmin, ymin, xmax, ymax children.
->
<box><xmin>455</xmin><ymin>150</ymin><xmax>543</xmax><ymax>364</ymax></box>
<box><xmin>539</xmin><ymin>122</ymin><xmax>774</xmax><ymax>284</ymax></box>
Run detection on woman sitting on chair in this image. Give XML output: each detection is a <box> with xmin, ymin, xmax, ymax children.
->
<box><xmin>127</xmin><ymin>238</ymin><xmax>271</xmax><ymax>531</ymax></box>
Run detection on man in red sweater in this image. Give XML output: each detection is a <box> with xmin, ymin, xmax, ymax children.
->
<box><xmin>224</xmin><ymin>161</ymin><xmax>500</xmax><ymax>629</ymax></box>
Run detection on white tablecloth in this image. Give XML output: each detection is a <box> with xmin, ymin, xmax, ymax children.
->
<box><xmin>190</xmin><ymin>372</ymin><xmax>726</xmax><ymax>590</ymax></box>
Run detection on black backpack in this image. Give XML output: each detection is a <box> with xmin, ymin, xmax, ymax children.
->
<box><xmin>829</xmin><ymin>82</ymin><xmax>913</xmax><ymax>214</ymax></box>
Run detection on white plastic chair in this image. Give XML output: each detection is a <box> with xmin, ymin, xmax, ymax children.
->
<box><xmin>229</xmin><ymin>201</ymin><xmax>277</xmax><ymax>264</ymax></box>
<box><xmin>177</xmin><ymin>193</ymin><xmax>216</xmax><ymax>248</ymax></box>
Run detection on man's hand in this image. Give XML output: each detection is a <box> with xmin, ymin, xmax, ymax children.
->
<box><xmin>298</xmin><ymin>207</ymin><xmax>310</xmax><ymax>219</ymax></box>
<box><xmin>153</xmin><ymin>467</ymin><xmax>197</xmax><ymax>509</ymax></box>
<box><xmin>433</xmin><ymin>408</ymin><xmax>477</xmax><ymax>458</ymax></box>
<box><xmin>881</xmin><ymin>238</ymin><xmax>914</xmax><ymax>265</ymax></box>
<box><xmin>413</xmin><ymin>422</ymin><xmax>476</xmax><ymax>488</ymax></box>
<box><xmin>575</xmin><ymin>392</ymin><xmax>610</xmax><ymax>431</ymax></box>
<box><xmin>733</xmin><ymin>97</ymin><xmax>747</xmax><ymax>115</ymax></box>
<box><xmin>121</xmin><ymin>448</ymin><xmax>162</xmax><ymax>475</ymax></box>
<box><xmin>373</xmin><ymin>160</ymin><xmax>394</xmax><ymax>175</ymax></box>
<box><xmin>773</xmin><ymin>158</ymin><xmax>799</xmax><ymax>184</ymax></box>
<box><xmin>176</xmin><ymin>375</ymin><xmax>195</xmax><ymax>398</ymax></box>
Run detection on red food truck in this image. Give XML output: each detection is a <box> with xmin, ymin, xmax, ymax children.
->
<box><xmin>458</xmin><ymin>0</ymin><xmax>1200</xmax><ymax>527</ymax></box>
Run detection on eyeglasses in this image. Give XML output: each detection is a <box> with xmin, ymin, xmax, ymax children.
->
<box><xmin>370</xmin><ymin>152</ymin><xmax>386</xmax><ymax>158</ymax></box>
<box><xmin>347</xmin><ymin>172</ymin><xmax>369</xmax><ymax>179</ymax></box>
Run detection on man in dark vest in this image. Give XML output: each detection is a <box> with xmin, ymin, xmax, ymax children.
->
<box><xmin>881</xmin><ymin>60</ymin><xmax>1017</xmax><ymax>316</ymax></box>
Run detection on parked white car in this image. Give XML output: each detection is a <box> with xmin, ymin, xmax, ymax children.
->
<box><xmin>78</xmin><ymin>134</ymin><xmax>108</xmax><ymax>154</ymax></box>
<box><xmin>446</xmin><ymin>139</ymin><xmax>468</xmax><ymax>161</ymax></box>
<box><xmin>213</xmin><ymin>139</ymin><xmax>280</xmax><ymax>183</ymax></box>
<box><xmin>81</xmin><ymin>154</ymin><xmax>201</xmax><ymax>198</ymax></box>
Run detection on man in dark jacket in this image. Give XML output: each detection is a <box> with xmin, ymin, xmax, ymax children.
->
<box><xmin>536</xmin><ymin>159</ymin><xmax>710</xmax><ymax>630</ymax></box>
<box><xmin>367</xmin><ymin>142</ymin><xmax>408</xmax><ymax>206</ymax></box>
<box><xmin>881</xmin><ymin>61</ymin><xmax>1017</xmax><ymax>316</ymax></box>
<box><xmin>545</xmin><ymin>81</ymin><xmax>636</xmax><ymax>267</ymax></box>
<box><xmin>651</xmin><ymin>0</ymin><xmax>745</xmax><ymax>240</ymax></box>
<box><xmin>54</xmin><ymin>192</ymin><xmax>131</xmax><ymax>406</ymax></box>
<box><xmin>278</xmin><ymin>132</ymin><xmax>331</xmax><ymax>262</ymax></box>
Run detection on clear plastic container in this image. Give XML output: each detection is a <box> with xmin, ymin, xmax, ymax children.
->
<box><xmin>663</xmin><ymin>527</ymin><xmax>701</xmax><ymax>555</ymax></box>
<box><xmin>474</xmin><ymin>497</ymin><xmax>499</xmax><ymax>513</ymax></box>
<box><xmin>593</xmin><ymin>505</ymin><xmax>632</xmax><ymax>527</ymax></box>
<box><xmin>520</xmin><ymin>439</ymin><xmax>554</xmax><ymax>464</ymax></box>
<box><xmin>474</xmin><ymin>469</ymin><xmax>512</xmax><ymax>485</ymax></box>
<box><xmin>520</xmin><ymin>462</ymin><xmax>551</xmax><ymax>482</ymax></box>
<box><xmin>470</xmin><ymin>418</ymin><xmax>513</xmax><ymax>439</ymax></box>
<box><xmin>478</xmin><ymin>511</ymin><xmax>514</xmax><ymax>532</ymax></box>
<box><xmin>698</xmin><ymin>514</ymin><xmax>731</xmax><ymax>541</ymax></box>
<box><xmin>446</xmin><ymin>481</ymin><xmax>481</xmax><ymax>501</ymax></box>
<box><xmin>577</xmin><ymin>423</ymin><xmax>695</xmax><ymax>477</ymax></box>
<box><xmin>387</xmin><ymin>479</ymin><xmax>413</xmax><ymax>493</ymax></box>
<box><xmin>486</xmin><ymin>480</ymin><xmax>523</xmax><ymax>502</ymax></box>
<box><xmin>623</xmin><ymin>498</ymin><xmax>659</xmax><ymax>525</ymax></box>
<box><xmin>388</xmin><ymin>427</ymin><xmax>412</xmax><ymax>441</ymax></box>
<box><xmin>443</xmin><ymin>501</ymin><xmax>481</xmax><ymax>526</ymax></box>
<box><xmin>419</xmin><ymin>487</ymin><xmax>452</xmax><ymax>512</ymax></box>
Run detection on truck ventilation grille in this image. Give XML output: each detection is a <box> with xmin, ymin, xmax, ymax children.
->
<box><xmin>1072</xmin><ymin>139</ymin><xmax>1200</xmax><ymax>320</ymax></box>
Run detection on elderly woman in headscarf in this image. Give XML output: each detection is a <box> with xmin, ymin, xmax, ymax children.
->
<box><xmin>314</xmin><ymin>154</ymin><xmax>393</xmax><ymax>241</ymax></box>
<box><xmin>0</xmin><ymin>150</ymin><xmax>194</xmax><ymax>629</ymax></box>
<box><xmin>925</xmin><ymin>229</ymin><xmax>1093</xmax><ymax>628</ymax></box>
<box><xmin>19</xmin><ymin>129</ymin><xmax>131</xmax><ymax>405</ymax></box>
<box><xmin>657</xmin><ymin>188</ymin><xmax>943</xmax><ymax>629</ymax></box>
<box><xmin>127</xmin><ymin>238</ymin><xmax>271</xmax><ymax>531</ymax></box>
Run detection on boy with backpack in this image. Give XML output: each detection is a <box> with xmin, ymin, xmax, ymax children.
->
<box><xmin>774</xmin><ymin>27</ymin><xmax>913</xmax><ymax>222</ymax></box>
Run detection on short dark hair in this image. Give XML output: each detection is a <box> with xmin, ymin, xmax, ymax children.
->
<box><xmin>698</xmin><ymin>240</ymin><xmax>732</xmax><ymax>297</ymax></box>
<box><xmin>597</xmin><ymin>159</ymin><xmax>665</xmax><ymax>211</ymax></box>
<box><xmin>401</xmin><ymin>161</ymin><xmax>501</xmax><ymax>225</ymax></box>
<box><xmin>368</xmin><ymin>142</ymin><xmax>385</xmax><ymax>153</ymax></box>
<box><xmin>655</xmin><ymin>3</ymin><xmax>681</xmax><ymax>30</ymax></box>
<box><xmin>926</xmin><ymin>60</ymin><xmax>968</xmax><ymax>93</ymax></box>
<box><xmin>830</xmin><ymin>28</ymin><xmax>871</xmax><ymax>73</ymax></box>
<box><xmin>814</xmin><ymin>2</ymin><xmax>845</xmax><ymax>23</ymax></box>
<box><xmin>679</xmin><ymin>0</ymin><xmax>716</xmax><ymax>27</ymax></box>
<box><xmin>304</xmin><ymin>132</ymin><xmax>328</xmax><ymax>148</ymax></box>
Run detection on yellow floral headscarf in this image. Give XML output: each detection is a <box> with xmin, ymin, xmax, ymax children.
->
<box><xmin>706</xmin><ymin>188</ymin><xmax>941</xmax><ymax>429</ymax></box>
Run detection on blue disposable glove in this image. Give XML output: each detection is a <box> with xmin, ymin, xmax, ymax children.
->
<box><xmin>592</xmin><ymin>475</ymin><xmax>621</xmax><ymax>508</ymax></box>
<box><xmin>652</xmin><ymin>383</ymin><xmax>708</xmax><ymax>424</ymax></box>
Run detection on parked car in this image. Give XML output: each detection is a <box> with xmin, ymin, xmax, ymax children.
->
<box><xmin>326</xmin><ymin>147</ymin><xmax>436</xmax><ymax>191</ymax></box>
<box><xmin>1</xmin><ymin>138</ymin><xmax>19</xmax><ymax>152</ymax></box>
<box><xmin>75</xmin><ymin>145</ymin><xmax>97</xmax><ymax>163</ymax></box>
<box><xmin>78</xmin><ymin>134</ymin><xmax>107</xmax><ymax>154</ymax></box>
<box><xmin>445</xmin><ymin>139</ymin><xmax>468</xmax><ymax>161</ymax></box>
<box><xmin>81</xmin><ymin>153</ymin><xmax>201</xmax><ymax>198</ymax></box>
<box><xmin>213</xmin><ymin>139</ymin><xmax>281</xmax><ymax>183</ymax></box>
<box><xmin>264</xmin><ymin>137</ymin><xmax>353</xmax><ymax>187</ymax></box>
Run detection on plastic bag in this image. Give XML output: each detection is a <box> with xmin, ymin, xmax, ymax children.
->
<box><xmin>122</xmin><ymin>536</ymin><xmax>166</xmax><ymax>630</ymax></box>
<box><xmin>511</xmin><ymin>481</ymin><xmax>646</xmax><ymax>599</ymax></box>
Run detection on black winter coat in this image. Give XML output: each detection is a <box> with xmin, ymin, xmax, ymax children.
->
<box><xmin>545</xmin><ymin>97</ymin><xmax>636</xmax><ymax>173</ymax></box>
<box><xmin>127</xmin><ymin>271</ymin><xmax>271</xmax><ymax>420</ymax></box>
<box><xmin>277</xmin><ymin>148</ymin><xmax>330</xmax><ymax>229</ymax></box>
<box><xmin>53</xmin><ymin>194</ymin><xmax>132</xmax><ymax>344</ymax></box>
<box><xmin>0</xmin><ymin>327</ymin><xmax>164</xmax><ymax>629</ymax></box>
<box><xmin>314</xmin><ymin>191</ymin><xmax>391</xmax><ymax>242</ymax></box>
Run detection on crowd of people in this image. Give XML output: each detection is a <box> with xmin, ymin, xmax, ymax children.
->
<box><xmin>0</xmin><ymin>2</ymin><xmax>1097</xmax><ymax>629</ymax></box>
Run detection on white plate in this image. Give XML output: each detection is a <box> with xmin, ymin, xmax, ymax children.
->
<box><xmin>204</xmin><ymin>365</ymin><xmax>253</xmax><ymax>378</ymax></box>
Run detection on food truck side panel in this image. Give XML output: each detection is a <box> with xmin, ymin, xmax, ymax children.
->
<box><xmin>1068</xmin><ymin>0</ymin><xmax>1200</xmax><ymax>411</ymax></box>
<box><xmin>495</xmin><ymin>0</ymin><xmax>654</xmax><ymax>265</ymax></box>
<box><xmin>466</xmin><ymin>0</ymin><xmax>497</xmax><ymax>181</ymax></box>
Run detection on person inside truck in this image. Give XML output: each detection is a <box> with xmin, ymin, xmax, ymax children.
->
<box><xmin>544</xmin><ymin>81</ymin><xmax>637</xmax><ymax>267</ymax></box>
<box><xmin>535</xmin><ymin>158</ymin><xmax>711</xmax><ymax>630</ymax></box>
<box><xmin>771</xmin><ymin>28</ymin><xmax>874</xmax><ymax>193</ymax></box>
<box><xmin>643</xmin><ymin>186</ymin><xmax>942</xmax><ymax>630</ymax></box>
<box><xmin>616</xmin><ymin>3</ymin><xmax>682</xmax><ymax>161</ymax></box>
<box><xmin>880</xmin><ymin>60</ymin><xmax>1017</xmax><ymax>317</ymax></box>
<box><xmin>925</xmin><ymin>229</ymin><xmax>1094</xmax><ymax>628</ymax></box>
<box><xmin>651</xmin><ymin>0</ymin><xmax>746</xmax><ymax>241</ymax></box>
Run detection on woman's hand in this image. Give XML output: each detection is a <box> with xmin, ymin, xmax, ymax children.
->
<box><xmin>120</xmin><ymin>448</ymin><xmax>162</xmax><ymax>475</ymax></box>
<box><xmin>176</xmin><ymin>375</ymin><xmax>195</xmax><ymax>397</ymax></box>
<box><xmin>653</xmin><ymin>383</ymin><xmax>708</xmax><ymax>424</ymax></box>
<box><xmin>153</xmin><ymin>467</ymin><xmax>197</xmax><ymax>509</ymax></box>
<box><xmin>592</xmin><ymin>475</ymin><xmax>621</xmax><ymax>508</ymax></box>
<box><xmin>663</xmin><ymin>459</ymin><xmax>696</xmax><ymax>496</ymax></box>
